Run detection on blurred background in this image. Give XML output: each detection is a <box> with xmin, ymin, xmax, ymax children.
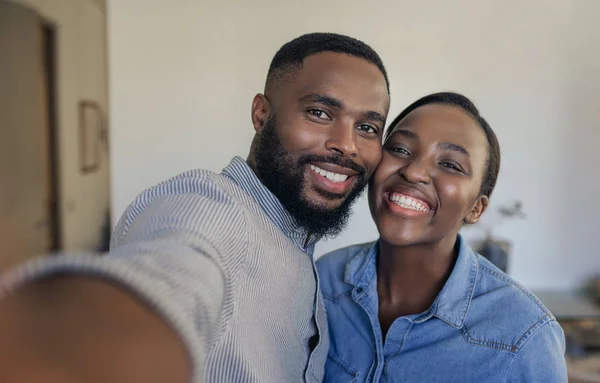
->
<box><xmin>1</xmin><ymin>0</ymin><xmax>599</xmax><ymax>380</ymax></box>
<box><xmin>1</xmin><ymin>0</ymin><xmax>109</xmax><ymax>269</ymax></box>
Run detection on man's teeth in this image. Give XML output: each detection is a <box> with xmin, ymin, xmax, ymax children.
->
<box><xmin>309</xmin><ymin>164</ymin><xmax>349</xmax><ymax>183</ymax></box>
<box><xmin>390</xmin><ymin>193</ymin><xmax>430</xmax><ymax>212</ymax></box>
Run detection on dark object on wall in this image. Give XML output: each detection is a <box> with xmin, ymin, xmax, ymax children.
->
<box><xmin>79</xmin><ymin>100</ymin><xmax>104</xmax><ymax>173</ymax></box>
<box><xmin>472</xmin><ymin>200</ymin><xmax>526</xmax><ymax>273</ymax></box>
<box><xmin>476</xmin><ymin>239</ymin><xmax>510</xmax><ymax>273</ymax></box>
<box><xmin>588</xmin><ymin>276</ymin><xmax>600</xmax><ymax>304</ymax></box>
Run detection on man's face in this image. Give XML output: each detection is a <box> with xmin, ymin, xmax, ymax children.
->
<box><xmin>252</xmin><ymin>52</ymin><xmax>390</xmax><ymax>237</ymax></box>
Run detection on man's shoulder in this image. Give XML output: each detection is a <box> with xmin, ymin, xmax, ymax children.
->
<box><xmin>141</xmin><ymin>168</ymin><xmax>239</xmax><ymax>203</ymax></box>
<box><xmin>111</xmin><ymin>168</ymin><xmax>249</xmax><ymax>248</ymax></box>
<box><xmin>129</xmin><ymin>168</ymin><xmax>245</xmax><ymax>216</ymax></box>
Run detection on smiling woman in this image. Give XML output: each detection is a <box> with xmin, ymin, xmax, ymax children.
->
<box><xmin>317</xmin><ymin>92</ymin><xmax>568</xmax><ymax>383</ymax></box>
<box><xmin>371</xmin><ymin>100</ymin><xmax>492</xmax><ymax>248</ymax></box>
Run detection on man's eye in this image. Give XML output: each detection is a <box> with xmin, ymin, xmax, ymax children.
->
<box><xmin>357</xmin><ymin>125</ymin><xmax>378</xmax><ymax>134</ymax></box>
<box><xmin>307</xmin><ymin>109</ymin><xmax>331</xmax><ymax>120</ymax></box>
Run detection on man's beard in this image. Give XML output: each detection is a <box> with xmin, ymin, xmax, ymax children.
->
<box><xmin>254</xmin><ymin>114</ymin><xmax>368</xmax><ymax>238</ymax></box>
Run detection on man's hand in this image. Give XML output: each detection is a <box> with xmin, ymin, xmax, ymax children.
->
<box><xmin>0</xmin><ymin>276</ymin><xmax>190</xmax><ymax>383</ymax></box>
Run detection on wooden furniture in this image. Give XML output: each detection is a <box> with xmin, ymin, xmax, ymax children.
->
<box><xmin>535</xmin><ymin>291</ymin><xmax>600</xmax><ymax>383</ymax></box>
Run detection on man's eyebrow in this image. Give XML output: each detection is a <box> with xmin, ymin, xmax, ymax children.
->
<box><xmin>301</xmin><ymin>94</ymin><xmax>386</xmax><ymax>124</ymax></box>
<box><xmin>362</xmin><ymin>111</ymin><xmax>386</xmax><ymax>124</ymax></box>
<box><xmin>299</xmin><ymin>93</ymin><xmax>345</xmax><ymax>109</ymax></box>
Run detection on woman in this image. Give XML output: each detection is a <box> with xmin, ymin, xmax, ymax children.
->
<box><xmin>317</xmin><ymin>93</ymin><xmax>567</xmax><ymax>382</ymax></box>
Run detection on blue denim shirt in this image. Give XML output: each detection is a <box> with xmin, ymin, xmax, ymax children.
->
<box><xmin>317</xmin><ymin>236</ymin><xmax>567</xmax><ymax>383</ymax></box>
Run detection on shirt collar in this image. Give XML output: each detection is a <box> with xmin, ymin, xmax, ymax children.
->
<box><xmin>221</xmin><ymin>156</ymin><xmax>319</xmax><ymax>253</ymax></box>
<box><xmin>343</xmin><ymin>235</ymin><xmax>478</xmax><ymax>328</ymax></box>
<box><xmin>432</xmin><ymin>235</ymin><xmax>479</xmax><ymax>328</ymax></box>
<box><xmin>344</xmin><ymin>242</ymin><xmax>378</xmax><ymax>290</ymax></box>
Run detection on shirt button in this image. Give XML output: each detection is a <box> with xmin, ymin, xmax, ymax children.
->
<box><xmin>356</xmin><ymin>287</ymin><xmax>364</xmax><ymax>293</ymax></box>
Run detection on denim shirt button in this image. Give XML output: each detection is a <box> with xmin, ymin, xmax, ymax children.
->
<box><xmin>356</xmin><ymin>287</ymin><xmax>364</xmax><ymax>294</ymax></box>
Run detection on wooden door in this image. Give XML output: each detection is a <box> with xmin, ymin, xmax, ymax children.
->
<box><xmin>0</xmin><ymin>2</ymin><xmax>55</xmax><ymax>270</ymax></box>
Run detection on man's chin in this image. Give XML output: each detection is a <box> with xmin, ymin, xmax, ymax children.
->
<box><xmin>286</xmin><ymin>187</ymin><xmax>358</xmax><ymax>238</ymax></box>
<box><xmin>302</xmin><ymin>188</ymin><xmax>347</xmax><ymax>210</ymax></box>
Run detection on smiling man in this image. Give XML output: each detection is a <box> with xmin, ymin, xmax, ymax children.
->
<box><xmin>251</xmin><ymin>46</ymin><xmax>387</xmax><ymax>238</ymax></box>
<box><xmin>0</xmin><ymin>33</ymin><xmax>390</xmax><ymax>382</ymax></box>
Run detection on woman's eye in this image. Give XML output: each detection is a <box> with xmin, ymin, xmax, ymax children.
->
<box><xmin>388</xmin><ymin>147</ymin><xmax>410</xmax><ymax>155</ymax></box>
<box><xmin>440</xmin><ymin>162</ymin><xmax>463</xmax><ymax>172</ymax></box>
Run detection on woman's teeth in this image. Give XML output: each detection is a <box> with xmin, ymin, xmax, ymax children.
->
<box><xmin>310</xmin><ymin>164</ymin><xmax>349</xmax><ymax>183</ymax></box>
<box><xmin>389</xmin><ymin>193</ymin><xmax>430</xmax><ymax>212</ymax></box>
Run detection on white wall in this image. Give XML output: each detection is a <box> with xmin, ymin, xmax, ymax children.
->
<box><xmin>11</xmin><ymin>0</ymin><xmax>110</xmax><ymax>251</ymax></box>
<box><xmin>107</xmin><ymin>0</ymin><xmax>600</xmax><ymax>290</ymax></box>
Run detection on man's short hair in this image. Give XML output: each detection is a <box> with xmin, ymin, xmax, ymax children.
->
<box><xmin>265</xmin><ymin>32</ymin><xmax>390</xmax><ymax>95</ymax></box>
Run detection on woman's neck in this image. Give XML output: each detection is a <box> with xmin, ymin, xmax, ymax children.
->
<box><xmin>377</xmin><ymin>236</ymin><xmax>459</xmax><ymax>336</ymax></box>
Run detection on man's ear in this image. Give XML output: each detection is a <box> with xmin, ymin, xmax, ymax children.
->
<box><xmin>251</xmin><ymin>94</ymin><xmax>270</xmax><ymax>134</ymax></box>
<box><xmin>464</xmin><ymin>195</ymin><xmax>489</xmax><ymax>224</ymax></box>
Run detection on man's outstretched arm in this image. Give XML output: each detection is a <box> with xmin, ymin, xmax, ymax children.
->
<box><xmin>0</xmin><ymin>173</ymin><xmax>249</xmax><ymax>382</ymax></box>
<box><xmin>0</xmin><ymin>276</ymin><xmax>190</xmax><ymax>383</ymax></box>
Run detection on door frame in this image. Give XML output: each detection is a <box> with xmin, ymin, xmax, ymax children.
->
<box><xmin>41</xmin><ymin>21</ymin><xmax>61</xmax><ymax>251</ymax></box>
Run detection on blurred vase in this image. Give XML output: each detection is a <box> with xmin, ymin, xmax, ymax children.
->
<box><xmin>589</xmin><ymin>277</ymin><xmax>600</xmax><ymax>304</ymax></box>
<box><xmin>474</xmin><ymin>238</ymin><xmax>511</xmax><ymax>273</ymax></box>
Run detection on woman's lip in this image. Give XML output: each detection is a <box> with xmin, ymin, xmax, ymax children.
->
<box><xmin>386</xmin><ymin>191</ymin><xmax>432</xmax><ymax>211</ymax></box>
<box><xmin>384</xmin><ymin>184</ymin><xmax>436</xmax><ymax>210</ymax></box>
<box><xmin>383</xmin><ymin>193</ymin><xmax>432</xmax><ymax>217</ymax></box>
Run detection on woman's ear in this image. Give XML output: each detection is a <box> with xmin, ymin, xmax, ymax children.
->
<box><xmin>251</xmin><ymin>94</ymin><xmax>270</xmax><ymax>134</ymax></box>
<box><xmin>464</xmin><ymin>195</ymin><xmax>489</xmax><ymax>224</ymax></box>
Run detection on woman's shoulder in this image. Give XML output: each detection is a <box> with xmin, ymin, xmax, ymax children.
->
<box><xmin>316</xmin><ymin>241</ymin><xmax>375</xmax><ymax>271</ymax></box>
<box><xmin>316</xmin><ymin>241</ymin><xmax>375</xmax><ymax>296</ymax></box>
<box><xmin>467</xmin><ymin>254</ymin><xmax>561</xmax><ymax>352</ymax></box>
<box><xmin>474</xmin><ymin>254</ymin><xmax>553</xmax><ymax>318</ymax></box>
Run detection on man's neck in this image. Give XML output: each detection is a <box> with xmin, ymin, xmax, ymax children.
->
<box><xmin>246</xmin><ymin>151</ymin><xmax>317</xmax><ymax>252</ymax></box>
<box><xmin>246</xmin><ymin>148</ymin><xmax>259</xmax><ymax>176</ymax></box>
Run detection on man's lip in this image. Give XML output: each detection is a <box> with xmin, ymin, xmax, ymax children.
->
<box><xmin>310</xmin><ymin>162</ymin><xmax>359</xmax><ymax>177</ymax></box>
<box><xmin>307</xmin><ymin>166</ymin><xmax>356</xmax><ymax>196</ymax></box>
<box><xmin>384</xmin><ymin>184</ymin><xmax>436</xmax><ymax>210</ymax></box>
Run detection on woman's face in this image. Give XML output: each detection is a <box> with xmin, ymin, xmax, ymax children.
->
<box><xmin>369</xmin><ymin>104</ymin><xmax>490</xmax><ymax>247</ymax></box>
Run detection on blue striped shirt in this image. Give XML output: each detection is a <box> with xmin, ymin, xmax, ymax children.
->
<box><xmin>0</xmin><ymin>157</ymin><xmax>329</xmax><ymax>382</ymax></box>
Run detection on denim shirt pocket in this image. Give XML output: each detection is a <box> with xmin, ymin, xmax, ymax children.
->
<box><xmin>324</xmin><ymin>353</ymin><xmax>359</xmax><ymax>383</ymax></box>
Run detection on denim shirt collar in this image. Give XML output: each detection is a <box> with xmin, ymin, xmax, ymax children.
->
<box><xmin>221</xmin><ymin>156</ymin><xmax>319</xmax><ymax>254</ymax></box>
<box><xmin>343</xmin><ymin>235</ymin><xmax>479</xmax><ymax>328</ymax></box>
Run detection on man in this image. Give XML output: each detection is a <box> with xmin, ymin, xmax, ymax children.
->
<box><xmin>0</xmin><ymin>33</ymin><xmax>390</xmax><ymax>382</ymax></box>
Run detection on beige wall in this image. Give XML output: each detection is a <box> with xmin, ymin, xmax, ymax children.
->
<box><xmin>107</xmin><ymin>0</ymin><xmax>600</xmax><ymax>290</ymax></box>
<box><xmin>10</xmin><ymin>0</ymin><xmax>110</xmax><ymax>251</ymax></box>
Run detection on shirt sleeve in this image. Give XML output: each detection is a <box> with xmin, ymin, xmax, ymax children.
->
<box><xmin>0</xmin><ymin>173</ymin><xmax>249</xmax><ymax>382</ymax></box>
<box><xmin>503</xmin><ymin>320</ymin><xmax>568</xmax><ymax>383</ymax></box>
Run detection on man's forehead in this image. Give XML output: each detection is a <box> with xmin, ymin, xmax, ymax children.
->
<box><xmin>289</xmin><ymin>53</ymin><xmax>389</xmax><ymax>111</ymax></box>
<box><xmin>299</xmin><ymin>52</ymin><xmax>385</xmax><ymax>84</ymax></box>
